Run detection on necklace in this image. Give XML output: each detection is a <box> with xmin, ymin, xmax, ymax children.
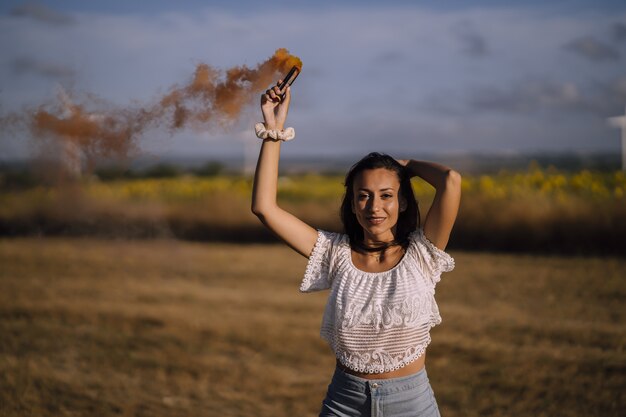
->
<box><xmin>365</xmin><ymin>252</ymin><xmax>383</xmax><ymax>262</ymax></box>
<box><xmin>363</xmin><ymin>245</ymin><xmax>404</xmax><ymax>263</ymax></box>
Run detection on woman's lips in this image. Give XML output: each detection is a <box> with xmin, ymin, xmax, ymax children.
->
<box><xmin>367</xmin><ymin>217</ymin><xmax>385</xmax><ymax>225</ymax></box>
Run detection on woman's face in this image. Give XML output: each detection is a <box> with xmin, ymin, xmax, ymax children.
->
<box><xmin>352</xmin><ymin>168</ymin><xmax>405</xmax><ymax>242</ymax></box>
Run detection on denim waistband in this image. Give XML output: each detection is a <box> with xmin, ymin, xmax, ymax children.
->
<box><xmin>331</xmin><ymin>366</ymin><xmax>430</xmax><ymax>396</ymax></box>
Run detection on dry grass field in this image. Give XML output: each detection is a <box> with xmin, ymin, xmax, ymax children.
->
<box><xmin>0</xmin><ymin>238</ymin><xmax>624</xmax><ymax>417</ymax></box>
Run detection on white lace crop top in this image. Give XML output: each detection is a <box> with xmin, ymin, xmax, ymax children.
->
<box><xmin>300</xmin><ymin>228</ymin><xmax>455</xmax><ymax>374</ymax></box>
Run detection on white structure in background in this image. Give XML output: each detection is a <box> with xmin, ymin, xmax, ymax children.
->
<box><xmin>55</xmin><ymin>86</ymin><xmax>104</xmax><ymax>178</ymax></box>
<box><xmin>607</xmin><ymin>106</ymin><xmax>626</xmax><ymax>171</ymax></box>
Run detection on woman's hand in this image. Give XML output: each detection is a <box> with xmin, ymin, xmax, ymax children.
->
<box><xmin>261</xmin><ymin>80</ymin><xmax>291</xmax><ymax>130</ymax></box>
<box><xmin>396</xmin><ymin>159</ymin><xmax>409</xmax><ymax>168</ymax></box>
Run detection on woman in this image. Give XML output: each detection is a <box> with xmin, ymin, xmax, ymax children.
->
<box><xmin>252</xmin><ymin>80</ymin><xmax>461</xmax><ymax>417</ymax></box>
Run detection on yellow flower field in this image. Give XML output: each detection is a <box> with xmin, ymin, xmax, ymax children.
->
<box><xmin>1</xmin><ymin>167</ymin><xmax>625</xmax><ymax>254</ymax></box>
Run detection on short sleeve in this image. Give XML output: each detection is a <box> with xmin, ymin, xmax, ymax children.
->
<box><xmin>409</xmin><ymin>228</ymin><xmax>455</xmax><ymax>285</ymax></box>
<box><xmin>300</xmin><ymin>230</ymin><xmax>340</xmax><ymax>293</ymax></box>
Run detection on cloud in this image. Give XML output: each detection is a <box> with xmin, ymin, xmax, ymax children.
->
<box><xmin>596</xmin><ymin>75</ymin><xmax>626</xmax><ymax>115</ymax></box>
<box><xmin>563</xmin><ymin>36</ymin><xmax>620</xmax><ymax>62</ymax></box>
<box><xmin>462</xmin><ymin>76</ymin><xmax>626</xmax><ymax>117</ymax></box>
<box><xmin>452</xmin><ymin>20</ymin><xmax>489</xmax><ymax>58</ymax></box>
<box><xmin>467</xmin><ymin>80</ymin><xmax>582</xmax><ymax>113</ymax></box>
<box><xmin>612</xmin><ymin>75</ymin><xmax>626</xmax><ymax>97</ymax></box>
<box><xmin>12</xmin><ymin>57</ymin><xmax>75</xmax><ymax>79</ymax></box>
<box><xmin>612</xmin><ymin>22</ymin><xmax>626</xmax><ymax>42</ymax></box>
<box><xmin>10</xmin><ymin>2</ymin><xmax>75</xmax><ymax>26</ymax></box>
<box><xmin>372</xmin><ymin>50</ymin><xmax>407</xmax><ymax>65</ymax></box>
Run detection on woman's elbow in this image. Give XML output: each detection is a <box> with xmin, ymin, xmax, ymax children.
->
<box><xmin>447</xmin><ymin>169</ymin><xmax>462</xmax><ymax>187</ymax></box>
<box><xmin>441</xmin><ymin>169</ymin><xmax>461</xmax><ymax>194</ymax></box>
<box><xmin>251</xmin><ymin>201</ymin><xmax>274</xmax><ymax>222</ymax></box>
<box><xmin>251</xmin><ymin>202</ymin><xmax>265</xmax><ymax>219</ymax></box>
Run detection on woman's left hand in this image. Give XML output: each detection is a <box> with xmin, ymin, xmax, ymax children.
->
<box><xmin>260</xmin><ymin>80</ymin><xmax>291</xmax><ymax>130</ymax></box>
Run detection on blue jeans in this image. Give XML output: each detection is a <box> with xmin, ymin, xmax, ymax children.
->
<box><xmin>319</xmin><ymin>366</ymin><xmax>441</xmax><ymax>417</ymax></box>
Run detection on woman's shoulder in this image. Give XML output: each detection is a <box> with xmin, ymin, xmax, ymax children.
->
<box><xmin>301</xmin><ymin>229</ymin><xmax>348</xmax><ymax>292</ymax></box>
<box><xmin>407</xmin><ymin>228</ymin><xmax>455</xmax><ymax>274</ymax></box>
<box><xmin>315</xmin><ymin>229</ymin><xmax>349</xmax><ymax>249</ymax></box>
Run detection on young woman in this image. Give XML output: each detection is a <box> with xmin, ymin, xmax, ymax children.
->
<box><xmin>252</xmin><ymin>80</ymin><xmax>461</xmax><ymax>417</ymax></box>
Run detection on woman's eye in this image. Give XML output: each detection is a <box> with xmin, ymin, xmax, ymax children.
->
<box><xmin>382</xmin><ymin>194</ymin><xmax>392</xmax><ymax>199</ymax></box>
<box><xmin>358</xmin><ymin>194</ymin><xmax>369</xmax><ymax>200</ymax></box>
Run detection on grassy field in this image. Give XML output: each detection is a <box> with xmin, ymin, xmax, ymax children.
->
<box><xmin>0</xmin><ymin>238</ymin><xmax>624</xmax><ymax>417</ymax></box>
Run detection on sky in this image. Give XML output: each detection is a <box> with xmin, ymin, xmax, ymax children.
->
<box><xmin>1</xmin><ymin>0</ymin><xmax>626</xmax><ymax>163</ymax></box>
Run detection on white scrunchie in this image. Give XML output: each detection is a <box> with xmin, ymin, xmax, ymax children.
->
<box><xmin>255</xmin><ymin>123</ymin><xmax>295</xmax><ymax>141</ymax></box>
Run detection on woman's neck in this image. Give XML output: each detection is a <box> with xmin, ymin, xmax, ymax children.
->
<box><xmin>362</xmin><ymin>230</ymin><xmax>396</xmax><ymax>248</ymax></box>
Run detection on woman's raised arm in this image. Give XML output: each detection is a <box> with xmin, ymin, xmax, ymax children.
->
<box><xmin>398</xmin><ymin>159</ymin><xmax>461</xmax><ymax>251</ymax></box>
<box><xmin>251</xmin><ymin>81</ymin><xmax>318</xmax><ymax>257</ymax></box>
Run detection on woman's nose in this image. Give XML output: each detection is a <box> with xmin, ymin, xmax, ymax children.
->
<box><xmin>368</xmin><ymin>197</ymin><xmax>380</xmax><ymax>212</ymax></box>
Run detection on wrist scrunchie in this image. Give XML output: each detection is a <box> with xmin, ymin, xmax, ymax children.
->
<box><xmin>255</xmin><ymin>123</ymin><xmax>295</xmax><ymax>141</ymax></box>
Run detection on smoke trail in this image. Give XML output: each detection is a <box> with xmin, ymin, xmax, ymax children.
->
<box><xmin>2</xmin><ymin>48</ymin><xmax>302</xmax><ymax>178</ymax></box>
<box><xmin>160</xmin><ymin>48</ymin><xmax>301</xmax><ymax>130</ymax></box>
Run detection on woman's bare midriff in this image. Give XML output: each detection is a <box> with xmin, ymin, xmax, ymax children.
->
<box><xmin>336</xmin><ymin>352</ymin><xmax>426</xmax><ymax>380</ymax></box>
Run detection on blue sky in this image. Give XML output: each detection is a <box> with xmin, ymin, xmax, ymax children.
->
<box><xmin>1</xmin><ymin>1</ymin><xmax>626</xmax><ymax>162</ymax></box>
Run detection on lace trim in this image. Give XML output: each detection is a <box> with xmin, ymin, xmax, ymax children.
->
<box><xmin>300</xmin><ymin>230</ymin><xmax>330</xmax><ymax>292</ymax></box>
<box><xmin>324</xmin><ymin>331</ymin><xmax>434</xmax><ymax>374</ymax></box>
<box><xmin>417</xmin><ymin>229</ymin><xmax>455</xmax><ymax>279</ymax></box>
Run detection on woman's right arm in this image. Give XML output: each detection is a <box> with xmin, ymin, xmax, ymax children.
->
<box><xmin>251</xmin><ymin>82</ymin><xmax>318</xmax><ymax>258</ymax></box>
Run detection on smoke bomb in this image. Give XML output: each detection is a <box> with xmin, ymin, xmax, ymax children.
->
<box><xmin>279</xmin><ymin>66</ymin><xmax>301</xmax><ymax>99</ymax></box>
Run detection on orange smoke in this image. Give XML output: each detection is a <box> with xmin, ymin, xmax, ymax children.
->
<box><xmin>7</xmin><ymin>48</ymin><xmax>301</xmax><ymax>177</ymax></box>
<box><xmin>160</xmin><ymin>48</ymin><xmax>301</xmax><ymax>129</ymax></box>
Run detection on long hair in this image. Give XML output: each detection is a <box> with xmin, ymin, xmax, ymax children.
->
<box><xmin>340</xmin><ymin>152</ymin><xmax>420</xmax><ymax>253</ymax></box>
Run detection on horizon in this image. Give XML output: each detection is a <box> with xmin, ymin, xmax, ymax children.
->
<box><xmin>1</xmin><ymin>149</ymin><xmax>622</xmax><ymax>176</ymax></box>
